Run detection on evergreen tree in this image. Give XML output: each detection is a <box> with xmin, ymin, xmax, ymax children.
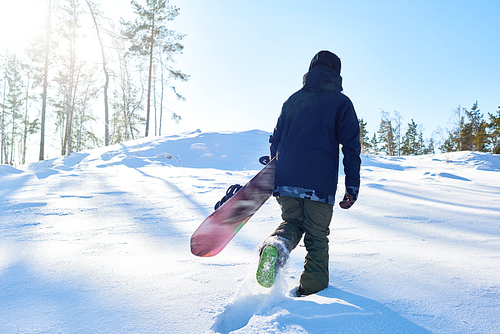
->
<box><xmin>417</xmin><ymin>131</ymin><xmax>425</xmax><ymax>155</ymax></box>
<box><xmin>401</xmin><ymin>119</ymin><xmax>420</xmax><ymax>155</ymax></box>
<box><xmin>122</xmin><ymin>0</ymin><xmax>188</xmax><ymax>137</ymax></box>
<box><xmin>423</xmin><ymin>138</ymin><xmax>435</xmax><ymax>155</ymax></box>
<box><xmin>369</xmin><ymin>133</ymin><xmax>378</xmax><ymax>155</ymax></box>
<box><xmin>486</xmin><ymin>106</ymin><xmax>500</xmax><ymax>154</ymax></box>
<box><xmin>378</xmin><ymin>111</ymin><xmax>396</xmax><ymax>156</ymax></box>
<box><xmin>462</xmin><ymin>101</ymin><xmax>487</xmax><ymax>151</ymax></box>
<box><xmin>358</xmin><ymin>118</ymin><xmax>371</xmax><ymax>154</ymax></box>
<box><xmin>440</xmin><ymin>102</ymin><xmax>488</xmax><ymax>152</ymax></box>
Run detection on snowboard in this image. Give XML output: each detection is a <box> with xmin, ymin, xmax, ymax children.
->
<box><xmin>191</xmin><ymin>158</ymin><xmax>276</xmax><ymax>257</ymax></box>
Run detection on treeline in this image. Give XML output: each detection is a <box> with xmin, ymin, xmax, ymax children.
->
<box><xmin>359</xmin><ymin>102</ymin><xmax>500</xmax><ymax>156</ymax></box>
<box><xmin>0</xmin><ymin>0</ymin><xmax>188</xmax><ymax>166</ymax></box>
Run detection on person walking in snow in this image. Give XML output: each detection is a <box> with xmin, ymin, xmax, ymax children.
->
<box><xmin>256</xmin><ymin>50</ymin><xmax>361</xmax><ymax>297</ymax></box>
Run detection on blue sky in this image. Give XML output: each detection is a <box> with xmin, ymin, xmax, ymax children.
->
<box><xmin>167</xmin><ymin>0</ymin><xmax>500</xmax><ymax>144</ymax></box>
<box><xmin>2</xmin><ymin>0</ymin><xmax>499</xmax><ymax>148</ymax></box>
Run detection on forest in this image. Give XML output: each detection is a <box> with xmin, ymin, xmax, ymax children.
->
<box><xmin>360</xmin><ymin>101</ymin><xmax>500</xmax><ymax>156</ymax></box>
<box><xmin>1</xmin><ymin>0</ymin><xmax>499</xmax><ymax>167</ymax></box>
<box><xmin>0</xmin><ymin>0</ymin><xmax>188</xmax><ymax>166</ymax></box>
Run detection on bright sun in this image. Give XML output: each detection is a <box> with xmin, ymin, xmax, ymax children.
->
<box><xmin>0</xmin><ymin>1</ymin><xmax>45</xmax><ymax>51</ymax></box>
<box><xmin>0</xmin><ymin>0</ymin><xmax>103</xmax><ymax>65</ymax></box>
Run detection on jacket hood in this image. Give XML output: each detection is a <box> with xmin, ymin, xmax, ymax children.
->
<box><xmin>302</xmin><ymin>66</ymin><xmax>343</xmax><ymax>92</ymax></box>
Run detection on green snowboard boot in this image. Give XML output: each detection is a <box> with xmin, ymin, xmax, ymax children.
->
<box><xmin>256</xmin><ymin>245</ymin><xmax>279</xmax><ymax>288</ymax></box>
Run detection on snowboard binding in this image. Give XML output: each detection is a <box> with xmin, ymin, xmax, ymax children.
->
<box><xmin>214</xmin><ymin>184</ymin><xmax>243</xmax><ymax>210</ymax></box>
<box><xmin>259</xmin><ymin>155</ymin><xmax>271</xmax><ymax>165</ymax></box>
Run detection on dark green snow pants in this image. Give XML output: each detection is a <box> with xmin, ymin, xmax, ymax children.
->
<box><xmin>271</xmin><ymin>196</ymin><xmax>333</xmax><ymax>295</ymax></box>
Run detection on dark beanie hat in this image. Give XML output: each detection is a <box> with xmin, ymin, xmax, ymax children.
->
<box><xmin>309</xmin><ymin>50</ymin><xmax>341</xmax><ymax>73</ymax></box>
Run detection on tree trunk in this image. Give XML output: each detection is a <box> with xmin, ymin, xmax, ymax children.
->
<box><xmin>159</xmin><ymin>56</ymin><xmax>164</xmax><ymax>136</ymax></box>
<box><xmin>39</xmin><ymin>0</ymin><xmax>51</xmax><ymax>161</ymax></box>
<box><xmin>153</xmin><ymin>64</ymin><xmax>157</xmax><ymax>136</ymax></box>
<box><xmin>10</xmin><ymin>108</ymin><xmax>15</xmax><ymax>165</ymax></box>
<box><xmin>122</xmin><ymin>88</ymin><xmax>129</xmax><ymax>141</ymax></box>
<box><xmin>63</xmin><ymin>10</ymin><xmax>78</xmax><ymax>157</ymax></box>
<box><xmin>145</xmin><ymin>13</ymin><xmax>155</xmax><ymax>137</ymax></box>
<box><xmin>63</xmin><ymin>56</ymin><xmax>75</xmax><ymax>156</ymax></box>
<box><xmin>86</xmin><ymin>0</ymin><xmax>109</xmax><ymax>146</ymax></box>
<box><xmin>22</xmin><ymin>72</ymin><xmax>30</xmax><ymax>165</ymax></box>
<box><xmin>0</xmin><ymin>70</ymin><xmax>8</xmax><ymax>164</ymax></box>
<box><xmin>1</xmin><ymin>70</ymin><xmax>6</xmax><ymax>164</ymax></box>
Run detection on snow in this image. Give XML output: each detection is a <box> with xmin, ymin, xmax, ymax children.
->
<box><xmin>1</xmin><ymin>129</ymin><xmax>499</xmax><ymax>333</ymax></box>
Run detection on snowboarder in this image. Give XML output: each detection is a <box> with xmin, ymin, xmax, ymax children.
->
<box><xmin>256</xmin><ymin>50</ymin><xmax>361</xmax><ymax>296</ymax></box>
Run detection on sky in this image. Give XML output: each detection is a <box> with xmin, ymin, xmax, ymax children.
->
<box><xmin>1</xmin><ymin>0</ymin><xmax>499</xmax><ymax>148</ymax></box>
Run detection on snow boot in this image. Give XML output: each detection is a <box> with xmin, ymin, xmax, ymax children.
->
<box><xmin>256</xmin><ymin>245</ymin><xmax>279</xmax><ymax>288</ymax></box>
<box><xmin>256</xmin><ymin>236</ymin><xmax>291</xmax><ymax>288</ymax></box>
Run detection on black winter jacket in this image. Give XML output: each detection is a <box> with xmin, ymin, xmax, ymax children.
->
<box><xmin>270</xmin><ymin>64</ymin><xmax>361</xmax><ymax>201</ymax></box>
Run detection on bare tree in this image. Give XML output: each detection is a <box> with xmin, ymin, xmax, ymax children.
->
<box><xmin>109</xmin><ymin>29</ymin><xmax>145</xmax><ymax>144</ymax></box>
<box><xmin>392</xmin><ymin>110</ymin><xmax>403</xmax><ymax>156</ymax></box>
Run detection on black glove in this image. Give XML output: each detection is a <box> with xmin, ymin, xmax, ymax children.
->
<box><xmin>339</xmin><ymin>186</ymin><xmax>359</xmax><ymax>209</ymax></box>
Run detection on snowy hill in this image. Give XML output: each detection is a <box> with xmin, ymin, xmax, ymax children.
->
<box><xmin>1</xmin><ymin>130</ymin><xmax>499</xmax><ymax>333</ymax></box>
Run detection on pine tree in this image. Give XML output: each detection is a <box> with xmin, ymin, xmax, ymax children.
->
<box><xmin>417</xmin><ymin>131</ymin><xmax>425</xmax><ymax>155</ymax></box>
<box><xmin>358</xmin><ymin>118</ymin><xmax>371</xmax><ymax>154</ymax></box>
<box><xmin>369</xmin><ymin>133</ymin><xmax>379</xmax><ymax>154</ymax></box>
<box><xmin>462</xmin><ymin>101</ymin><xmax>487</xmax><ymax>151</ymax></box>
<box><xmin>122</xmin><ymin>0</ymin><xmax>188</xmax><ymax>137</ymax></box>
<box><xmin>378</xmin><ymin>111</ymin><xmax>396</xmax><ymax>156</ymax></box>
<box><xmin>486</xmin><ymin>106</ymin><xmax>500</xmax><ymax>154</ymax></box>
<box><xmin>401</xmin><ymin>119</ymin><xmax>419</xmax><ymax>155</ymax></box>
<box><xmin>440</xmin><ymin>102</ymin><xmax>488</xmax><ymax>153</ymax></box>
<box><xmin>400</xmin><ymin>120</ymin><xmax>428</xmax><ymax>155</ymax></box>
<box><xmin>423</xmin><ymin>138</ymin><xmax>435</xmax><ymax>155</ymax></box>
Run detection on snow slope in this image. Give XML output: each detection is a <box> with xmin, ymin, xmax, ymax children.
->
<box><xmin>1</xmin><ymin>130</ymin><xmax>499</xmax><ymax>333</ymax></box>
